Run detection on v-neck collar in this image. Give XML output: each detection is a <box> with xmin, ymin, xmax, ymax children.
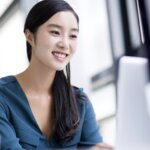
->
<box><xmin>11</xmin><ymin>75</ymin><xmax>49</xmax><ymax>140</ymax></box>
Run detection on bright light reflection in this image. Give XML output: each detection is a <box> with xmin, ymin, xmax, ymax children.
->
<box><xmin>0</xmin><ymin>0</ymin><xmax>14</xmax><ymax>17</ymax></box>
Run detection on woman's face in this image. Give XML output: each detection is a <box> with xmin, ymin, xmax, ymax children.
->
<box><xmin>27</xmin><ymin>11</ymin><xmax>79</xmax><ymax>71</ymax></box>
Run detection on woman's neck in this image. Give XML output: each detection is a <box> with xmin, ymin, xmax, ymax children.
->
<box><xmin>16</xmin><ymin>64</ymin><xmax>56</xmax><ymax>95</ymax></box>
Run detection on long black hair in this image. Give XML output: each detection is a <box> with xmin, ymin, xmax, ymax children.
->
<box><xmin>24</xmin><ymin>0</ymin><xmax>80</xmax><ymax>144</ymax></box>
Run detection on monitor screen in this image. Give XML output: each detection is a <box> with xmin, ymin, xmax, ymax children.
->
<box><xmin>116</xmin><ymin>56</ymin><xmax>150</xmax><ymax>150</ymax></box>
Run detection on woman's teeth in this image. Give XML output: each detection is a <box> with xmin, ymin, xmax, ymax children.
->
<box><xmin>53</xmin><ymin>52</ymin><xmax>66</xmax><ymax>58</ymax></box>
<box><xmin>52</xmin><ymin>51</ymin><xmax>68</xmax><ymax>62</ymax></box>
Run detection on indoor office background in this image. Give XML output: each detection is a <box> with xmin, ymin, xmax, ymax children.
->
<box><xmin>1</xmin><ymin>0</ymin><xmax>142</xmax><ymax>146</ymax></box>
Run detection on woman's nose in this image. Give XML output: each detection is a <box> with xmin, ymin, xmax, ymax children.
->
<box><xmin>58</xmin><ymin>36</ymin><xmax>69</xmax><ymax>50</ymax></box>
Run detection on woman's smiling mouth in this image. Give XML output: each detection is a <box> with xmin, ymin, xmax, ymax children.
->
<box><xmin>52</xmin><ymin>51</ymin><xmax>69</xmax><ymax>62</ymax></box>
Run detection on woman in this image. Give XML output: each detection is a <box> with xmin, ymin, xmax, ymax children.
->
<box><xmin>0</xmin><ymin>0</ymin><xmax>113</xmax><ymax>149</ymax></box>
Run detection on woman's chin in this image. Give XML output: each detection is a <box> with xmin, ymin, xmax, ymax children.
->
<box><xmin>54</xmin><ymin>65</ymin><xmax>66</xmax><ymax>71</ymax></box>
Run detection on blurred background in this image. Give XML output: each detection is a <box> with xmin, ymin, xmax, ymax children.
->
<box><xmin>0</xmin><ymin>0</ymin><xmax>150</xmax><ymax>146</ymax></box>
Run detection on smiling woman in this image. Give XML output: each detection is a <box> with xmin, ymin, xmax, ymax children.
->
<box><xmin>25</xmin><ymin>11</ymin><xmax>79</xmax><ymax>71</ymax></box>
<box><xmin>0</xmin><ymin>0</ymin><xmax>113</xmax><ymax>149</ymax></box>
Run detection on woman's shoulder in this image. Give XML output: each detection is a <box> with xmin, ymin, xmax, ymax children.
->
<box><xmin>0</xmin><ymin>75</ymin><xmax>17</xmax><ymax>101</ymax></box>
<box><xmin>72</xmin><ymin>86</ymin><xmax>93</xmax><ymax>108</ymax></box>
<box><xmin>0</xmin><ymin>76</ymin><xmax>15</xmax><ymax>110</ymax></box>
<box><xmin>73</xmin><ymin>86</ymin><xmax>88</xmax><ymax>100</ymax></box>
<box><xmin>0</xmin><ymin>75</ymin><xmax>16</xmax><ymax>87</ymax></box>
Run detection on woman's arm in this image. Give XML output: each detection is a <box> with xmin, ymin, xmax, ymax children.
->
<box><xmin>78</xmin><ymin>96</ymin><xmax>103</xmax><ymax>146</ymax></box>
<box><xmin>91</xmin><ymin>143</ymin><xmax>114</xmax><ymax>150</ymax></box>
<box><xmin>77</xmin><ymin>89</ymin><xmax>114</xmax><ymax>150</ymax></box>
<box><xmin>0</xmin><ymin>103</ymin><xmax>25</xmax><ymax>150</ymax></box>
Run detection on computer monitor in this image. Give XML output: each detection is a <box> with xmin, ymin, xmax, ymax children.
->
<box><xmin>116</xmin><ymin>56</ymin><xmax>150</xmax><ymax>150</ymax></box>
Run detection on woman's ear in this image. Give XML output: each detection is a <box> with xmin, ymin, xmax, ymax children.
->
<box><xmin>24</xmin><ymin>29</ymin><xmax>34</xmax><ymax>46</ymax></box>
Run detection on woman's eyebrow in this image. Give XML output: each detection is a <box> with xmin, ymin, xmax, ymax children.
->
<box><xmin>47</xmin><ymin>23</ymin><xmax>79</xmax><ymax>32</ymax></box>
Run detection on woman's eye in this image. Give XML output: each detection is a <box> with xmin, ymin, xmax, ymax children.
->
<box><xmin>70</xmin><ymin>34</ymin><xmax>78</xmax><ymax>39</ymax></box>
<box><xmin>50</xmin><ymin>31</ymin><xmax>60</xmax><ymax>36</ymax></box>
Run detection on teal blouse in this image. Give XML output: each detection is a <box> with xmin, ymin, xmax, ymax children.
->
<box><xmin>0</xmin><ymin>76</ymin><xmax>102</xmax><ymax>149</ymax></box>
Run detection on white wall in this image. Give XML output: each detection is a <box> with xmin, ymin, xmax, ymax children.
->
<box><xmin>0</xmin><ymin>8</ymin><xmax>28</xmax><ymax>77</ymax></box>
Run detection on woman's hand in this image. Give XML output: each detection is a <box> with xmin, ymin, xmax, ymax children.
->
<box><xmin>90</xmin><ymin>143</ymin><xmax>114</xmax><ymax>150</ymax></box>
